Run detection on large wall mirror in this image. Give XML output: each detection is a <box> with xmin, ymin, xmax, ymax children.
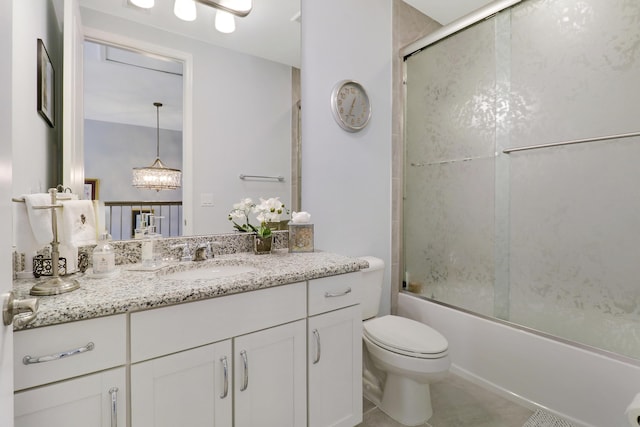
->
<box><xmin>75</xmin><ymin>0</ymin><xmax>301</xmax><ymax>239</ymax></box>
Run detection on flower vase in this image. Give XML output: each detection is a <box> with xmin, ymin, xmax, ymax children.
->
<box><xmin>254</xmin><ymin>235</ymin><xmax>272</xmax><ymax>255</ymax></box>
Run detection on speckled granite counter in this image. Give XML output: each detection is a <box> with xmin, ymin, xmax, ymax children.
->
<box><xmin>12</xmin><ymin>250</ymin><xmax>368</xmax><ymax>331</ymax></box>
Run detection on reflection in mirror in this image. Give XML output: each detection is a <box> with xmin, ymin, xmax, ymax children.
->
<box><xmin>76</xmin><ymin>3</ymin><xmax>300</xmax><ymax>239</ymax></box>
<box><xmin>83</xmin><ymin>40</ymin><xmax>184</xmax><ymax>240</ymax></box>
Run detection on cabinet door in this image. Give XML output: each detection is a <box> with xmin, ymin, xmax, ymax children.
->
<box><xmin>14</xmin><ymin>367</ymin><xmax>126</xmax><ymax>427</ymax></box>
<box><xmin>308</xmin><ymin>305</ymin><xmax>363</xmax><ymax>427</ymax></box>
<box><xmin>131</xmin><ymin>340</ymin><xmax>232</xmax><ymax>427</ymax></box>
<box><xmin>234</xmin><ymin>320</ymin><xmax>307</xmax><ymax>427</ymax></box>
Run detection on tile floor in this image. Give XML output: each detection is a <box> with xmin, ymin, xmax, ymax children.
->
<box><xmin>358</xmin><ymin>373</ymin><xmax>534</xmax><ymax>427</ymax></box>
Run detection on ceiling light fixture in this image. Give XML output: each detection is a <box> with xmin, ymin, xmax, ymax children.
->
<box><xmin>130</xmin><ymin>0</ymin><xmax>155</xmax><ymax>9</ymax></box>
<box><xmin>132</xmin><ymin>102</ymin><xmax>182</xmax><ymax>191</ymax></box>
<box><xmin>215</xmin><ymin>9</ymin><xmax>236</xmax><ymax>33</ymax></box>
<box><xmin>174</xmin><ymin>0</ymin><xmax>197</xmax><ymax>21</ymax></box>
<box><xmin>195</xmin><ymin>0</ymin><xmax>252</xmax><ymax>17</ymax></box>
<box><xmin>170</xmin><ymin>0</ymin><xmax>252</xmax><ymax>33</ymax></box>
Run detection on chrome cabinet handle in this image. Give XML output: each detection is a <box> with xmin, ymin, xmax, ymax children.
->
<box><xmin>109</xmin><ymin>387</ymin><xmax>118</xmax><ymax>427</ymax></box>
<box><xmin>2</xmin><ymin>291</ymin><xmax>39</xmax><ymax>328</ymax></box>
<box><xmin>23</xmin><ymin>342</ymin><xmax>95</xmax><ymax>365</ymax></box>
<box><xmin>220</xmin><ymin>356</ymin><xmax>229</xmax><ymax>399</ymax></box>
<box><xmin>312</xmin><ymin>329</ymin><xmax>321</xmax><ymax>364</ymax></box>
<box><xmin>324</xmin><ymin>287</ymin><xmax>351</xmax><ymax>298</ymax></box>
<box><xmin>240</xmin><ymin>350</ymin><xmax>248</xmax><ymax>391</ymax></box>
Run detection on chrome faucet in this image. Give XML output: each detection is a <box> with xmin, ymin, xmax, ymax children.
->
<box><xmin>194</xmin><ymin>242</ymin><xmax>211</xmax><ymax>261</ymax></box>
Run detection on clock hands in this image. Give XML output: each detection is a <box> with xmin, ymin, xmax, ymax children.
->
<box><xmin>346</xmin><ymin>97</ymin><xmax>356</xmax><ymax>118</ymax></box>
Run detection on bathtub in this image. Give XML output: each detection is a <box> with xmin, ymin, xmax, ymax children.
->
<box><xmin>398</xmin><ymin>292</ymin><xmax>640</xmax><ymax>427</ymax></box>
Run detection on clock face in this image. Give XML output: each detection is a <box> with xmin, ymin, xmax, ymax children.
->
<box><xmin>331</xmin><ymin>80</ymin><xmax>371</xmax><ymax>132</ymax></box>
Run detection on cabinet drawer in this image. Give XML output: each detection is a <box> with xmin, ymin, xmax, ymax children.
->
<box><xmin>131</xmin><ymin>282</ymin><xmax>307</xmax><ymax>363</ymax></box>
<box><xmin>14</xmin><ymin>315</ymin><xmax>126</xmax><ymax>391</ymax></box>
<box><xmin>308</xmin><ymin>272</ymin><xmax>362</xmax><ymax>316</ymax></box>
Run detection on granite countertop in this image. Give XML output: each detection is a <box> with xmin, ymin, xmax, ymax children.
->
<box><xmin>12</xmin><ymin>250</ymin><xmax>368</xmax><ymax>331</ymax></box>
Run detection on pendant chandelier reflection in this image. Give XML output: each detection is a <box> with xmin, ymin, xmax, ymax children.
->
<box><xmin>132</xmin><ymin>102</ymin><xmax>182</xmax><ymax>191</ymax></box>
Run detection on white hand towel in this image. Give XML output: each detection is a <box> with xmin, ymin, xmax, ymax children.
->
<box><xmin>59</xmin><ymin>243</ymin><xmax>78</xmax><ymax>274</ymax></box>
<box><xmin>13</xmin><ymin>201</ymin><xmax>39</xmax><ymax>253</ymax></box>
<box><xmin>23</xmin><ymin>193</ymin><xmax>54</xmax><ymax>246</ymax></box>
<box><xmin>60</xmin><ymin>200</ymin><xmax>97</xmax><ymax>247</ymax></box>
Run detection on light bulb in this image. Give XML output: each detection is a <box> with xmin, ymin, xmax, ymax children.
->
<box><xmin>130</xmin><ymin>0</ymin><xmax>154</xmax><ymax>9</ymax></box>
<box><xmin>215</xmin><ymin>10</ymin><xmax>236</xmax><ymax>33</ymax></box>
<box><xmin>174</xmin><ymin>0</ymin><xmax>197</xmax><ymax>21</ymax></box>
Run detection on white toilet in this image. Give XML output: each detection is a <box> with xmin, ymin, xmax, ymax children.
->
<box><xmin>360</xmin><ymin>257</ymin><xmax>450</xmax><ymax>426</ymax></box>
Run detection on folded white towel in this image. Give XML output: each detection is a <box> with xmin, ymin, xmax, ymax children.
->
<box><xmin>60</xmin><ymin>200</ymin><xmax>97</xmax><ymax>247</ymax></box>
<box><xmin>59</xmin><ymin>243</ymin><xmax>78</xmax><ymax>274</ymax></box>
<box><xmin>23</xmin><ymin>193</ymin><xmax>54</xmax><ymax>246</ymax></box>
<box><xmin>13</xmin><ymin>200</ymin><xmax>39</xmax><ymax>253</ymax></box>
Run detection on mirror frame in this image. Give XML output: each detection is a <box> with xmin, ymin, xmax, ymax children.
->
<box><xmin>81</xmin><ymin>26</ymin><xmax>194</xmax><ymax>236</ymax></box>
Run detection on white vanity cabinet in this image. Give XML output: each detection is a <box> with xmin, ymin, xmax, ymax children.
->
<box><xmin>234</xmin><ymin>319</ymin><xmax>307</xmax><ymax>427</ymax></box>
<box><xmin>129</xmin><ymin>282</ymin><xmax>307</xmax><ymax>427</ymax></box>
<box><xmin>13</xmin><ymin>315</ymin><xmax>127</xmax><ymax>427</ymax></box>
<box><xmin>307</xmin><ymin>273</ymin><xmax>363</xmax><ymax>427</ymax></box>
<box><xmin>131</xmin><ymin>340</ymin><xmax>233</xmax><ymax>427</ymax></box>
<box><xmin>12</xmin><ymin>268</ymin><xmax>365</xmax><ymax>427</ymax></box>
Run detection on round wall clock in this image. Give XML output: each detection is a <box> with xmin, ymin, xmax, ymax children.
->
<box><xmin>330</xmin><ymin>80</ymin><xmax>371</xmax><ymax>132</ymax></box>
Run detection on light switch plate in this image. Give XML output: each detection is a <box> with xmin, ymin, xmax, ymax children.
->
<box><xmin>200</xmin><ymin>193</ymin><xmax>214</xmax><ymax>207</ymax></box>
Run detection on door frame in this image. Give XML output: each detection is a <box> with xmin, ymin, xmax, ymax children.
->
<box><xmin>80</xmin><ymin>26</ymin><xmax>194</xmax><ymax>236</ymax></box>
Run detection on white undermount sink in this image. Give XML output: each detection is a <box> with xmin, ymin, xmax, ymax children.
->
<box><xmin>162</xmin><ymin>264</ymin><xmax>257</xmax><ymax>281</ymax></box>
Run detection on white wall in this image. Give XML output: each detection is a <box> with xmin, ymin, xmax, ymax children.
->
<box><xmin>75</xmin><ymin>8</ymin><xmax>293</xmax><ymax>235</ymax></box>
<box><xmin>84</xmin><ymin>120</ymin><xmax>182</xmax><ymax>202</ymax></box>
<box><xmin>300</xmin><ymin>0</ymin><xmax>393</xmax><ymax>314</ymax></box>
<box><xmin>12</xmin><ymin>0</ymin><xmax>62</xmax><ymax>196</ymax></box>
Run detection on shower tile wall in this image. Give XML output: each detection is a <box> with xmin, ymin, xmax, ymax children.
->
<box><xmin>404</xmin><ymin>0</ymin><xmax>640</xmax><ymax>360</ymax></box>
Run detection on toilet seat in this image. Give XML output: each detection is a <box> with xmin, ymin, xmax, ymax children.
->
<box><xmin>363</xmin><ymin>315</ymin><xmax>448</xmax><ymax>359</ymax></box>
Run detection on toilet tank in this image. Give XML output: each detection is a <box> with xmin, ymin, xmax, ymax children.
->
<box><xmin>359</xmin><ymin>256</ymin><xmax>385</xmax><ymax>320</ymax></box>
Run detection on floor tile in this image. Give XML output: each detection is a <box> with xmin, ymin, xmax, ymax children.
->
<box><xmin>358</xmin><ymin>373</ymin><xmax>533</xmax><ymax>427</ymax></box>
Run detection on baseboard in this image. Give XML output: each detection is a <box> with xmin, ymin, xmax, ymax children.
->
<box><xmin>449</xmin><ymin>364</ymin><xmax>592</xmax><ymax>427</ymax></box>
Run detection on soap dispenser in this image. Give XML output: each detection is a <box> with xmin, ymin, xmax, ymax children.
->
<box><xmin>92</xmin><ymin>232</ymin><xmax>116</xmax><ymax>276</ymax></box>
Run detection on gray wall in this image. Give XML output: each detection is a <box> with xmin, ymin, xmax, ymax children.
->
<box><xmin>84</xmin><ymin>119</ymin><xmax>182</xmax><ymax>202</ymax></box>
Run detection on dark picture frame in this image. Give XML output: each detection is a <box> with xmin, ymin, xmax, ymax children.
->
<box><xmin>84</xmin><ymin>178</ymin><xmax>100</xmax><ymax>200</ymax></box>
<box><xmin>37</xmin><ymin>38</ymin><xmax>55</xmax><ymax>128</ymax></box>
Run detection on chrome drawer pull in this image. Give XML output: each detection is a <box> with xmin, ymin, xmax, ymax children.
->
<box><xmin>220</xmin><ymin>356</ymin><xmax>229</xmax><ymax>399</ymax></box>
<box><xmin>240</xmin><ymin>350</ymin><xmax>249</xmax><ymax>391</ymax></box>
<box><xmin>23</xmin><ymin>341</ymin><xmax>95</xmax><ymax>365</ymax></box>
<box><xmin>109</xmin><ymin>387</ymin><xmax>118</xmax><ymax>427</ymax></box>
<box><xmin>324</xmin><ymin>288</ymin><xmax>351</xmax><ymax>298</ymax></box>
<box><xmin>312</xmin><ymin>329</ymin><xmax>321</xmax><ymax>364</ymax></box>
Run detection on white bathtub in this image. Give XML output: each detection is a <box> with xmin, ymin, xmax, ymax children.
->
<box><xmin>398</xmin><ymin>292</ymin><xmax>640</xmax><ymax>427</ymax></box>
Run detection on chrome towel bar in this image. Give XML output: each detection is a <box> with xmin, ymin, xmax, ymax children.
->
<box><xmin>239</xmin><ymin>174</ymin><xmax>285</xmax><ymax>182</ymax></box>
<box><xmin>503</xmin><ymin>130</ymin><xmax>640</xmax><ymax>154</ymax></box>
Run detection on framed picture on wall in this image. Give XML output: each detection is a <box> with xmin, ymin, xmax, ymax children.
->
<box><xmin>37</xmin><ymin>39</ymin><xmax>55</xmax><ymax>128</ymax></box>
<box><xmin>84</xmin><ymin>178</ymin><xmax>100</xmax><ymax>200</ymax></box>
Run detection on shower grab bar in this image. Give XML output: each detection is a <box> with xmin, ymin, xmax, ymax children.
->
<box><xmin>503</xmin><ymin>130</ymin><xmax>640</xmax><ymax>154</ymax></box>
<box><xmin>239</xmin><ymin>174</ymin><xmax>285</xmax><ymax>182</ymax></box>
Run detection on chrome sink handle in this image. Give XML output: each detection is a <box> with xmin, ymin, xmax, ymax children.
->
<box><xmin>194</xmin><ymin>242</ymin><xmax>211</xmax><ymax>261</ymax></box>
<box><xmin>171</xmin><ymin>243</ymin><xmax>192</xmax><ymax>262</ymax></box>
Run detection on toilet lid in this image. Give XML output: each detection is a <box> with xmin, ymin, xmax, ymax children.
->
<box><xmin>363</xmin><ymin>315</ymin><xmax>448</xmax><ymax>357</ymax></box>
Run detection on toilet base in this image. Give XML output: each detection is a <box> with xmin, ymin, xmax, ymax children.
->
<box><xmin>379</xmin><ymin>373</ymin><xmax>432</xmax><ymax>426</ymax></box>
